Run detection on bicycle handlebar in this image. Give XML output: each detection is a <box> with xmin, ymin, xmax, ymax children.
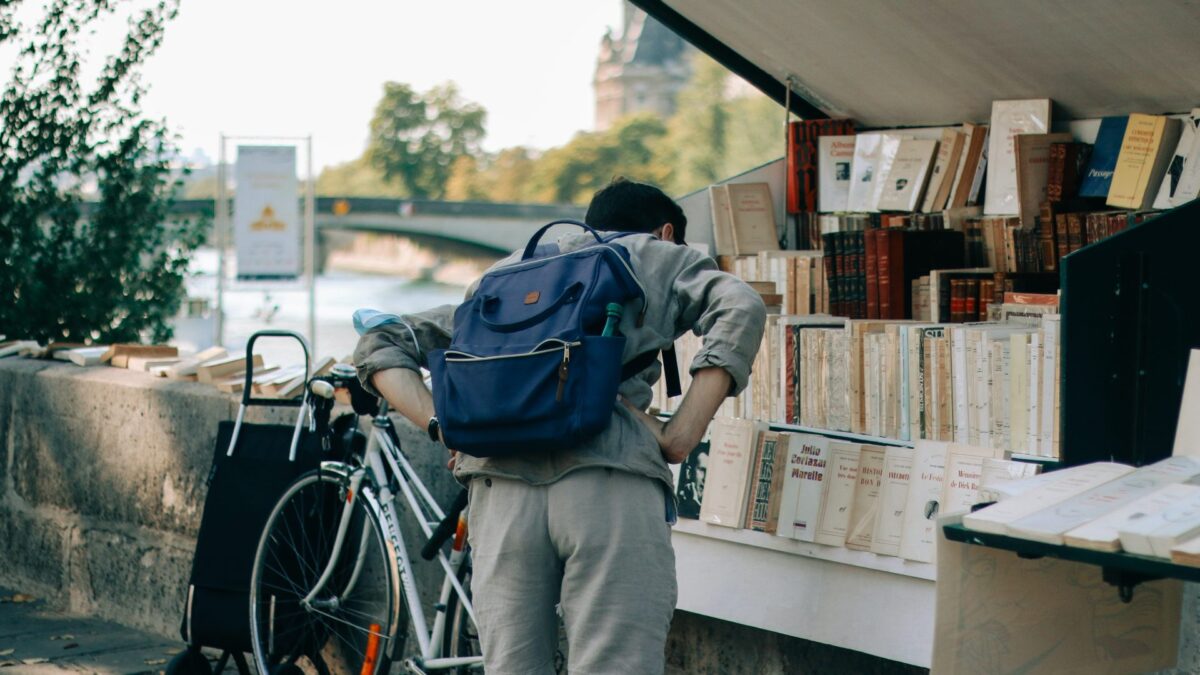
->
<box><xmin>421</xmin><ymin>488</ymin><xmax>469</xmax><ymax>560</ymax></box>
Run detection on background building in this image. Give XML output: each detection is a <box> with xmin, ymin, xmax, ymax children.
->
<box><xmin>593</xmin><ymin>2</ymin><xmax>693</xmax><ymax>131</ymax></box>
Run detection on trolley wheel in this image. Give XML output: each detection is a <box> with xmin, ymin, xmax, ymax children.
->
<box><xmin>165</xmin><ymin>647</ymin><xmax>212</xmax><ymax>675</ymax></box>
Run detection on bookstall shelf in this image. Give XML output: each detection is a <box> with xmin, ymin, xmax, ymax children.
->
<box><xmin>942</xmin><ymin>522</ymin><xmax>1200</xmax><ymax>599</ymax></box>
<box><xmin>671</xmin><ymin>519</ymin><xmax>936</xmax><ymax>667</ymax></box>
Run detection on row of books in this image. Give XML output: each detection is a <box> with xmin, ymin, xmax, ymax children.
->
<box><xmin>961</xmin><ymin>455</ymin><xmax>1200</xmax><ymax>567</ymax></box>
<box><xmin>786</xmin><ymin>100</ymin><xmax>1200</xmax><ymax>221</ymax></box>
<box><xmin>675</xmin><ymin>420</ymin><xmax>1038</xmax><ymax>564</ymax></box>
<box><xmin>2</xmin><ymin>342</ymin><xmax>334</xmax><ymax>399</ymax></box>
<box><xmin>653</xmin><ymin>295</ymin><xmax>1064</xmax><ymax>459</ymax></box>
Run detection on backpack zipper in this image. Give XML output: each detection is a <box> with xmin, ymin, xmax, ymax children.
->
<box><xmin>556</xmin><ymin>344</ymin><xmax>570</xmax><ymax>401</ymax></box>
<box><xmin>444</xmin><ymin>339</ymin><xmax>581</xmax><ymax>362</ymax></box>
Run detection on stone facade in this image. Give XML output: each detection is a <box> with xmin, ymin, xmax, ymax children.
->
<box><xmin>594</xmin><ymin>2</ymin><xmax>693</xmax><ymax>131</ymax></box>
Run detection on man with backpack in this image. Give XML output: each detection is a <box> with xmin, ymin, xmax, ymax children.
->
<box><xmin>354</xmin><ymin>178</ymin><xmax>766</xmax><ymax>674</ymax></box>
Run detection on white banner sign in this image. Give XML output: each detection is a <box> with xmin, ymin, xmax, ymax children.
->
<box><xmin>234</xmin><ymin>145</ymin><xmax>300</xmax><ymax>278</ymax></box>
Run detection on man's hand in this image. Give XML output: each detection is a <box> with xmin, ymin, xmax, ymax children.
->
<box><xmin>371</xmin><ymin>367</ymin><xmax>458</xmax><ymax>469</ymax></box>
<box><xmin>623</xmin><ymin>367</ymin><xmax>732</xmax><ymax>464</ymax></box>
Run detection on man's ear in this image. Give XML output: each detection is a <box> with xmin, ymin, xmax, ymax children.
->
<box><xmin>659</xmin><ymin>222</ymin><xmax>675</xmax><ymax>244</ymax></box>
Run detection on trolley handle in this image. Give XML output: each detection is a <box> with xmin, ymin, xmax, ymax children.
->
<box><xmin>242</xmin><ymin>330</ymin><xmax>311</xmax><ymax>408</ymax></box>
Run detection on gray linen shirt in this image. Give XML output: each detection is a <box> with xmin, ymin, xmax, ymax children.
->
<box><xmin>353</xmin><ymin>231</ymin><xmax>766</xmax><ymax>491</ymax></box>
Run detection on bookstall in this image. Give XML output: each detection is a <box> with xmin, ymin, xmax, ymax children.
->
<box><xmin>632</xmin><ymin>0</ymin><xmax>1200</xmax><ymax>670</ymax></box>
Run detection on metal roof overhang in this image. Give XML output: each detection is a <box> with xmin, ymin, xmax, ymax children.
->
<box><xmin>631</xmin><ymin>0</ymin><xmax>1200</xmax><ymax>127</ymax></box>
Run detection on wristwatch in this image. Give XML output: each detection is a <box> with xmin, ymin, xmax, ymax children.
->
<box><xmin>427</xmin><ymin>416</ymin><xmax>441</xmax><ymax>443</ymax></box>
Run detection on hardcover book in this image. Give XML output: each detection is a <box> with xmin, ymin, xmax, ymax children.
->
<box><xmin>699</xmin><ymin>418</ymin><xmax>765</xmax><ymax>528</ymax></box>
<box><xmin>818</xmin><ymin>135</ymin><xmax>857</xmax><ymax>213</ymax></box>
<box><xmin>813</xmin><ymin>442</ymin><xmax>862</xmax><ymax>547</ymax></box>
<box><xmin>1107</xmin><ymin>113</ymin><xmax>1183</xmax><ymax>210</ymax></box>
<box><xmin>774</xmin><ymin>433</ymin><xmax>829</xmax><ymax>541</ymax></box>
<box><xmin>984</xmin><ymin>98</ymin><xmax>1052</xmax><ymax>216</ymax></box>
<box><xmin>844</xmin><ymin>444</ymin><xmax>887</xmax><ymax>550</ymax></box>
<box><xmin>877</xmin><ymin>138</ymin><xmax>939</xmax><ymax>212</ymax></box>
<box><xmin>1078</xmin><ymin>116</ymin><xmax>1129</xmax><ymax>197</ymax></box>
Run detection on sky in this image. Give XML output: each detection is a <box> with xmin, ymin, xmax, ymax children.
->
<box><xmin>133</xmin><ymin>0</ymin><xmax>626</xmax><ymax>171</ymax></box>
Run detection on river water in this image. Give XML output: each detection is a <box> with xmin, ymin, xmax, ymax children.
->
<box><xmin>181</xmin><ymin>247</ymin><xmax>477</xmax><ymax>366</ymax></box>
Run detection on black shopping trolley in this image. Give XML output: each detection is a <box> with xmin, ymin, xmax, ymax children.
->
<box><xmin>166</xmin><ymin>330</ymin><xmax>360</xmax><ymax>674</ymax></box>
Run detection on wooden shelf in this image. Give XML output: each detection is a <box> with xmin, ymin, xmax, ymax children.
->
<box><xmin>672</xmin><ymin>517</ymin><xmax>936</xmax><ymax>581</ymax></box>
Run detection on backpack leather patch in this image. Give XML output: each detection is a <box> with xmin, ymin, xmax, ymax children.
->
<box><xmin>524</xmin><ymin>291</ymin><xmax>540</xmax><ymax>305</ymax></box>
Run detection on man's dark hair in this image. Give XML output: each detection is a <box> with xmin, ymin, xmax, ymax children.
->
<box><xmin>584</xmin><ymin>177</ymin><xmax>687</xmax><ymax>244</ymax></box>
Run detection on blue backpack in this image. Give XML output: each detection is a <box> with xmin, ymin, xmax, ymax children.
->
<box><xmin>427</xmin><ymin>220</ymin><xmax>679</xmax><ymax>457</ymax></box>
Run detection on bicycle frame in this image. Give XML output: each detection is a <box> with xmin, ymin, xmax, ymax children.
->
<box><xmin>301</xmin><ymin>401</ymin><xmax>483</xmax><ymax>671</ymax></box>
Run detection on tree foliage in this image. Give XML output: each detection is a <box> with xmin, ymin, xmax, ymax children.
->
<box><xmin>322</xmin><ymin>52</ymin><xmax>783</xmax><ymax>205</ymax></box>
<box><xmin>367</xmin><ymin>82</ymin><xmax>486</xmax><ymax>199</ymax></box>
<box><xmin>0</xmin><ymin>0</ymin><xmax>202</xmax><ymax>345</ymax></box>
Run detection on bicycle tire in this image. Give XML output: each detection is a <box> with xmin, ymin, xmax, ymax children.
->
<box><xmin>250</xmin><ymin>467</ymin><xmax>405</xmax><ymax>675</ymax></box>
<box><xmin>440</xmin><ymin>557</ymin><xmax>482</xmax><ymax>672</ymax></box>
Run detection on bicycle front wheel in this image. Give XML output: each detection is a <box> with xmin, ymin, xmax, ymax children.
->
<box><xmin>250</xmin><ymin>468</ymin><xmax>404</xmax><ymax>675</ymax></box>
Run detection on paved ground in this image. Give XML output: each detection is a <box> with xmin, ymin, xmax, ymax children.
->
<box><xmin>0</xmin><ymin>588</ymin><xmax>239</xmax><ymax>675</ymax></box>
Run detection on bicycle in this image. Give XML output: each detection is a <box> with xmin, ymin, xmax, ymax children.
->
<box><xmin>247</xmin><ymin>361</ymin><xmax>484</xmax><ymax>674</ymax></box>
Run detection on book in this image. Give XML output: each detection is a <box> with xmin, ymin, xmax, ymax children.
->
<box><xmin>846</xmin><ymin>133</ymin><xmax>884</xmax><ymax>212</ymax></box>
<box><xmin>984</xmin><ymin>98</ymin><xmax>1052</xmax><ymax>216</ymax></box>
<box><xmin>1152</xmin><ymin>117</ymin><xmax>1195</xmax><ymax>209</ymax></box>
<box><xmin>1014</xmin><ymin>132</ymin><xmax>1073</xmax><ymax>228</ymax></box>
<box><xmin>876</xmin><ymin>229</ymin><xmax>966</xmax><ymax>319</ymax></box>
<box><xmin>818</xmin><ymin>135</ymin><xmax>856</xmax><ymax>212</ymax></box>
<box><xmin>709</xmin><ymin>185</ymin><xmax>735</xmax><ymax>256</ymax></box>
<box><xmin>774</xmin><ymin>433</ymin><xmax>829</xmax><ymax>541</ymax></box>
<box><xmin>125</xmin><ymin>356</ymin><xmax>181</xmax><ymax>373</ymax></box>
<box><xmin>787</xmin><ymin>119</ymin><xmax>856</xmax><ymax>213</ymax></box>
<box><xmin>899</xmin><ymin>440</ymin><xmax>950</xmax><ymax>563</ymax></box>
<box><xmin>699</xmin><ymin>417</ymin><xmax>765</xmax><ymax>528</ymax></box>
<box><xmin>813</xmin><ymin>441</ymin><xmax>862</xmax><ymax>547</ymax></box>
<box><xmin>675</xmin><ymin>440</ymin><xmax>711</xmax><ymax>520</ymax></box>
<box><xmin>103</xmin><ymin>344</ymin><xmax>178</xmax><ymax>367</ymax></box>
<box><xmin>163</xmin><ymin>346</ymin><xmax>229</xmax><ymax>379</ymax></box>
<box><xmin>196</xmin><ymin>354</ymin><xmax>265</xmax><ymax>384</ymax></box>
<box><xmin>1118</xmin><ymin>482</ymin><xmax>1200</xmax><ymax>557</ymax></box>
<box><xmin>64</xmin><ymin>346</ymin><xmax>108</xmax><ymax>366</ymax></box>
<box><xmin>877</xmin><ymin>138</ymin><xmax>939</xmax><ymax>212</ymax></box>
<box><xmin>950</xmin><ymin>123</ymin><xmax>989</xmax><ymax>208</ymax></box>
<box><xmin>1171</xmin><ymin>108</ymin><xmax>1200</xmax><ymax>207</ymax></box>
<box><xmin>1078</xmin><ymin>116</ymin><xmax>1129</xmax><ymax>197</ymax></box>
<box><xmin>1066</xmin><ymin>476</ymin><xmax>1200</xmax><ymax>551</ymax></box>
<box><xmin>844</xmin><ymin>443</ymin><xmax>887</xmax><ymax>550</ymax></box>
<box><xmin>870</xmin><ymin>446</ymin><xmax>916</xmax><ymax>556</ymax></box>
<box><xmin>1046</xmin><ymin>142</ymin><xmax>1092</xmax><ymax>202</ymax></box>
<box><xmin>1005</xmin><ymin>456</ymin><xmax>1200</xmax><ymax>545</ymax></box>
<box><xmin>725</xmin><ymin>183</ymin><xmax>781</xmax><ymax>254</ymax></box>
<box><xmin>745</xmin><ymin>431</ymin><xmax>788</xmax><ymax>533</ymax></box>
<box><xmin>941</xmin><ymin>443</ymin><xmax>1001</xmax><ymax>515</ymax></box>
<box><xmin>1107</xmin><ymin>113</ymin><xmax>1183</xmax><ymax>209</ymax></box>
<box><xmin>1171</xmin><ymin>535</ymin><xmax>1200</xmax><ymax>567</ymax></box>
<box><xmin>962</xmin><ymin>462</ymin><xmax>1135</xmax><ymax>535</ymax></box>
<box><xmin>922</xmin><ymin>129</ymin><xmax>965</xmax><ymax>213</ymax></box>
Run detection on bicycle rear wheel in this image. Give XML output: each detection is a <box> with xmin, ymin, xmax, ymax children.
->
<box><xmin>250</xmin><ymin>468</ymin><xmax>404</xmax><ymax>675</ymax></box>
<box><xmin>441</xmin><ymin>557</ymin><xmax>482</xmax><ymax>672</ymax></box>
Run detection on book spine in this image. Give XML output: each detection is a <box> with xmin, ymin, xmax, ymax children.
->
<box><xmin>965</xmin><ymin>278</ymin><xmax>979</xmax><ymax>321</ymax></box>
<box><xmin>979</xmin><ymin>279</ymin><xmax>995</xmax><ymax>319</ymax></box>
<box><xmin>853</xmin><ymin>230</ymin><xmax>867</xmax><ymax>319</ymax></box>
<box><xmin>865</xmin><ymin>229</ymin><xmax>880</xmax><ymax>319</ymax></box>
<box><xmin>1067</xmin><ymin>212</ymin><xmax>1084</xmax><ymax>253</ymax></box>
<box><xmin>1047</xmin><ymin>142</ymin><xmax>1066</xmax><ymax>202</ymax></box>
<box><xmin>822</xmin><ymin>233</ymin><xmax>839</xmax><ymax>316</ymax></box>
<box><xmin>950</xmin><ymin>279</ymin><xmax>966</xmax><ymax>323</ymax></box>
<box><xmin>1038</xmin><ymin>202</ymin><xmax>1057</xmax><ymax>272</ymax></box>
<box><xmin>1055</xmin><ymin>212</ymin><xmax>1070</xmax><ymax>262</ymax></box>
<box><xmin>787</xmin><ymin>122</ymin><xmax>802</xmax><ymax>214</ymax></box>
<box><xmin>1062</xmin><ymin>144</ymin><xmax>1092</xmax><ymax>199</ymax></box>
<box><xmin>876</xmin><ymin>229</ymin><xmax>891</xmax><ymax>319</ymax></box>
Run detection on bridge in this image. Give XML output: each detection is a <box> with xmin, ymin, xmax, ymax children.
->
<box><xmin>169</xmin><ymin>197</ymin><xmax>587</xmax><ymax>254</ymax></box>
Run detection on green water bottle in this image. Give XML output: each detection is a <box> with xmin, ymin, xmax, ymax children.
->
<box><xmin>601</xmin><ymin>303</ymin><xmax>623</xmax><ymax>337</ymax></box>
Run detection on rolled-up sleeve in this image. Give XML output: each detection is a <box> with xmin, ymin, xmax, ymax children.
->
<box><xmin>671</xmin><ymin>254</ymin><xmax>767</xmax><ymax>396</ymax></box>
<box><xmin>353</xmin><ymin>304</ymin><xmax>456</xmax><ymax>397</ymax></box>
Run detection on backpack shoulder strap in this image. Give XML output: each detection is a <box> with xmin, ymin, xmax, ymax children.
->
<box><xmin>622</xmin><ymin>344</ymin><xmax>682</xmax><ymax>398</ymax></box>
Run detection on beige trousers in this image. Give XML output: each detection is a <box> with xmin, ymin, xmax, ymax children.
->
<box><xmin>466</xmin><ymin>468</ymin><xmax>677</xmax><ymax>675</ymax></box>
